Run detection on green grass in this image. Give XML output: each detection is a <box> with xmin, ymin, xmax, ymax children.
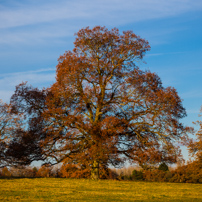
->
<box><xmin>0</xmin><ymin>178</ymin><xmax>201</xmax><ymax>201</ymax></box>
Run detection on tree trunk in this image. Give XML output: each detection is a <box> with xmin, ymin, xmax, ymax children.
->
<box><xmin>91</xmin><ymin>160</ymin><xmax>99</xmax><ymax>180</ymax></box>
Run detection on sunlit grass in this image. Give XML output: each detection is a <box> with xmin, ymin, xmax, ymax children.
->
<box><xmin>0</xmin><ymin>178</ymin><xmax>201</xmax><ymax>201</ymax></box>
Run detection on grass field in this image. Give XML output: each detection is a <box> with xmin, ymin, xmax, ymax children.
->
<box><xmin>0</xmin><ymin>178</ymin><xmax>201</xmax><ymax>201</ymax></box>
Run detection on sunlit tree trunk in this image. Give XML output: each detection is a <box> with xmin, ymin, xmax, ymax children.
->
<box><xmin>91</xmin><ymin>160</ymin><xmax>99</xmax><ymax>180</ymax></box>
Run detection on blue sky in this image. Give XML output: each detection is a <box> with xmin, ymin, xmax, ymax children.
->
<box><xmin>0</xmin><ymin>0</ymin><xmax>202</xmax><ymax>161</ymax></box>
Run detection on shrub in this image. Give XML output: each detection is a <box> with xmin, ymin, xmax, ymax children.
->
<box><xmin>59</xmin><ymin>164</ymin><xmax>90</xmax><ymax>178</ymax></box>
<box><xmin>131</xmin><ymin>169</ymin><xmax>144</xmax><ymax>181</ymax></box>
<box><xmin>36</xmin><ymin>165</ymin><xmax>52</xmax><ymax>177</ymax></box>
<box><xmin>32</xmin><ymin>167</ymin><xmax>38</xmax><ymax>177</ymax></box>
<box><xmin>158</xmin><ymin>162</ymin><xmax>169</xmax><ymax>171</ymax></box>
<box><xmin>1</xmin><ymin>167</ymin><xmax>11</xmax><ymax>177</ymax></box>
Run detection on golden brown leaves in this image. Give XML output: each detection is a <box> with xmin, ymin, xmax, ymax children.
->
<box><xmin>41</xmin><ymin>26</ymin><xmax>189</xmax><ymax>177</ymax></box>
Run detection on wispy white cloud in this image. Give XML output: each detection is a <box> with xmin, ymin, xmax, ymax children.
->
<box><xmin>0</xmin><ymin>68</ymin><xmax>55</xmax><ymax>102</ymax></box>
<box><xmin>0</xmin><ymin>1</ymin><xmax>89</xmax><ymax>29</ymax></box>
<box><xmin>1</xmin><ymin>0</ymin><xmax>202</xmax><ymax>29</ymax></box>
<box><xmin>0</xmin><ymin>0</ymin><xmax>202</xmax><ymax>46</ymax></box>
<box><xmin>180</xmin><ymin>90</ymin><xmax>202</xmax><ymax>99</ymax></box>
<box><xmin>146</xmin><ymin>51</ymin><xmax>186</xmax><ymax>57</ymax></box>
<box><xmin>186</xmin><ymin>109</ymin><xmax>200</xmax><ymax>114</ymax></box>
<box><xmin>0</xmin><ymin>23</ymin><xmax>75</xmax><ymax>46</ymax></box>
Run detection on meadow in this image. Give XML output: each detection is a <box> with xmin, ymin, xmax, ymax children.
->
<box><xmin>0</xmin><ymin>178</ymin><xmax>201</xmax><ymax>201</ymax></box>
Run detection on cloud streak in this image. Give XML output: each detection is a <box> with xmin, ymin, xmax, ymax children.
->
<box><xmin>1</xmin><ymin>0</ymin><xmax>202</xmax><ymax>29</ymax></box>
<box><xmin>0</xmin><ymin>68</ymin><xmax>55</xmax><ymax>102</ymax></box>
<box><xmin>180</xmin><ymin>90</ymin><xmax>202</xmax><ymax>99</ymax></box>
<box><xmin>0</xmin><ymin>0</ymin><xmax>201</xmax><ymax>47</ymax></box>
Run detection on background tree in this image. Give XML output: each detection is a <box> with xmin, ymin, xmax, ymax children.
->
<box><xmin>2</xmin><ymin>82</ymin><xmax>48</xmax><ymax>167</ymax></box>
<box><xmin>41</xmin><ymin>26</ymin><xmax>190</xmax><ymax>179</ymax></box>
<box><xmin>188</xmin><ymin>106</ymin><xmax>202</xmax><ymax>164</ymax></box>
<box><xmin>1</xmin><ymin>167</ymin><xmax>11</xmax><ymax>177</ymax></box>
<box><xmin>0</xmin><ymin>100</ymin><xmax>24</xmax><ymax>167</ymax></box>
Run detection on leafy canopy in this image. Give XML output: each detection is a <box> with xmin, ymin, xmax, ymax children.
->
<box><xmin>41</xmin><ymin>26</ymin><xmax>189</xmax><ymax>178</ymax></box>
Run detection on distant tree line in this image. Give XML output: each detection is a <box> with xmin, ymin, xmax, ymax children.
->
<box><xmin>1</xmin><ymin>160</ymin><xmax>202</xmax><ymax>183</ymax></box>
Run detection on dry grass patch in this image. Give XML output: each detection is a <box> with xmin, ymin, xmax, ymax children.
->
<box><xmin>0</xmin><ymin>178</ymin><xmax>201</xmax><ymax>201</ymax></box>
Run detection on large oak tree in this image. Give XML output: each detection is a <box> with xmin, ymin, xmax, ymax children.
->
<box><xmin>41</xmin><ymin>26</ymin><xmax>189</xmax><ymax>179</ymax></box>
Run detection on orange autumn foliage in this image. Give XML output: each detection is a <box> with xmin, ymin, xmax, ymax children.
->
<box><xmin>36</xmin><ymin>165</ymin><xmax>52</xmax><ymax>178</ymax></box>
<box><xmin>59</xmin><ymin>164</ymin><xmax>90</xmax><ymax>179</ymax></box>
<box><xmin>40</xmin><ymin>26</ymin><xmax>190</xmax><ymax>179</ymax></box>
